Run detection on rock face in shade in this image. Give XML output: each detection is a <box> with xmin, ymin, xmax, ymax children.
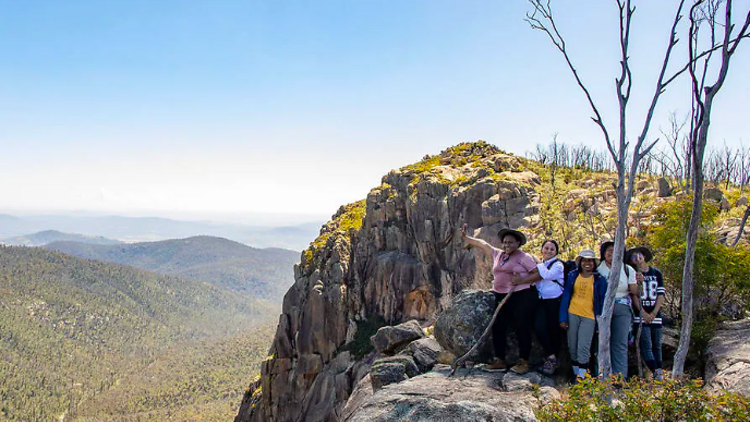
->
<box><xmin>706</xmin><ymin>318</ymin><xmax>750</xmax><ymax>397</ymax></box>
<box><xmin>234</xmin><ymin>142</ymin><xmax>547</xmax><ymax>422</ymax></box>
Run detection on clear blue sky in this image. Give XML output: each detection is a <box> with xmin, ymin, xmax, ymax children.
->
<box><xmin>1</xmin><ymin>0</ymin><xmax>748</xmax><ymax>222</ymax></box>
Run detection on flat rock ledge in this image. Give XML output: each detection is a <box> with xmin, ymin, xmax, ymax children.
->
<box><xmin>342</xmin><ymin>364</ymin><xmax>558</xmax><ymax>422</ymax></box>
<box><xmin>706</xmin><ymin>318</ymin><xmax>750</xmax><ymax>396</ymax></box>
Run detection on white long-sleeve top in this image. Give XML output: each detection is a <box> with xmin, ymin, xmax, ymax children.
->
<box><xmin>535</xmin><ymin>258</ymin><xmax>565</xmax><ymax>299</ymax></box>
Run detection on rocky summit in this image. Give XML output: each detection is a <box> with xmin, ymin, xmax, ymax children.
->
<box><xmin>234</xmin><ymin>141</ymin><xmax>750</xmax><ymax>422</ymax></box>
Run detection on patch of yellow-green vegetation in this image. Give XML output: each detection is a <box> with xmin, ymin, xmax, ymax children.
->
<box><xmin>304</xmin><ymin>200</ymin><xmax>367</xmax><ymax>269</ymax></box>
<box><xmin>403</xmin><ymin>155</ymin><xmax>441</xmax><ymax>174</ymax></box>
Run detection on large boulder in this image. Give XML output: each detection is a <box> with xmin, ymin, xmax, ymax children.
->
<box><xmin>706</xmin><ymin>318</ymin><xmax>750</xmax><ymax>396</ymax></box>
<box><xmin>370</xmin><ymin>355</ymin><xmax>421</xmax><ymax>391</ymax></box>
<box><xmin>657</xmin><ymin>177</ymin><xmax>672</xmax><ymax>197</ymax></box>
<box><xmin>342</xmin><ymin>364</ymin><xmax>556</xmax><ymax>422</ymax></box>
<box><xmin>704</xmin><ymin>187</ymin><xmax>725</xmax><ymax>202</ymax></box>
<box><xmin>434</xmin><ymin>290</ymin><xmax>495</xmax><ymax>362</ymax></box>
<box><xmin>404</xmin><ymin>337</ymin><xmax>443</xmax><ymax>373</ymax></box>
<box><xmin>370</xmin><ymin>319</ymin><xmax>425</xmax><ymax>354</ymax></box>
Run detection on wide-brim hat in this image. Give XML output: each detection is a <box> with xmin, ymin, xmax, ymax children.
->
<box><xmin>497</xmin><ymin>228</ymin><xmax>527</xmax><ymax>246</ymax></box>
<box><xmin>575</xmin><ymin>249</ymin><xmax>600</xmax><ymax>267</ymax></box>
<box><xmin>626</xmin><ymin>246</ymin><xmax>653</xmax><ymax>263</ymax></box>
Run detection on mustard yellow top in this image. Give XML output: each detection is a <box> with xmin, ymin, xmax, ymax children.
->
<box><xmin>568</xmin><ymin>274</ymin><xmax>595</xmax><ymax>320</ymax></box>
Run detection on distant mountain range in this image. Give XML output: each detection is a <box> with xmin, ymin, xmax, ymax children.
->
<box><xmin>45</xmin><ymin>235</ymin><xmax>299</xmax><ymax>302</ymax></box>
<box><xmin>0</xmin><ymin>214</ymin><xmax>323</xmax><ymax>251</ymax></box>
<box><xmin>2</xmin><ymin>229</ymin><xmax>123</xmax><ymax>247</ymax></box>
<box><xmin>0</xmin><ymin>245</ymin><xmax>277</xmax><ymax>421</ymax></box>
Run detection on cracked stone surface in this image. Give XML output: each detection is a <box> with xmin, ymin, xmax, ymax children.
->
<box><xmin>342</xmin><ymin>364</ymin><xmax>557</xmax><ymax>422</ymax></box>
<box><xmin>706</xmin><ymin>318</ymin><xmax>750</xmax><ymax>396</ymax></box>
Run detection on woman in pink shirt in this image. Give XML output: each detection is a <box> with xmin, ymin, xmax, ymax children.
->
<box><xmin>461</xmin><ymin>224</ymin><xmax>538</xmax><ymax>374</ymax></box>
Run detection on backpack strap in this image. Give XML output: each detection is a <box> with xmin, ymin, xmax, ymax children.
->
<box><xmin>545</xmin><ymin>258</ymin><xmax>564</xmax><ymax>288</ymax></box>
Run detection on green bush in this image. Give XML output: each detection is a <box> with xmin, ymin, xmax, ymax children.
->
<box><xmin>536</xmin><ymin>376</ymin><xmax>750</xmax><ymax>422</ymax></box>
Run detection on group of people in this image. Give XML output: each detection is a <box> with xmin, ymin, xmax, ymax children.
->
<box><xmin>460</xmin><ymin>224</ymin><xmax>665</xmax><ymax>381</ymax></box>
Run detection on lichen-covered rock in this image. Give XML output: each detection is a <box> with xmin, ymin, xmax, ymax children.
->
<box><xmin>706</xmin><ymin>318</ymin><xmax>750</xmax><ymax>396</ymax></box>
<box><xmin>404</xmin><ymin>337</ymin><xmax>443</xmax><ymax>373</ymax></box>
<box><xmin>343</xmin><ymin>365</ymin><xmax>549</xmax><ymax>422</ymax></box>
<box><xmin>370</xmin><ymin>320</ymin><xmax>424</xmax><ymax>354</ymax></box>
<box><xmin>370</xmin><ymin>355</ymin><xmax>421</xmax><ymax>391</ymax></box>
<box><xmin>657</xmin><ymin>177</ymin><xmax>672</xmax><ymax>197</ymax></box>
<box><xmin>433</xmin><ymin>290</ymin><xmax>495</xmax><ymax>362</ymax></box>
<box><xmin>704</xmin><ymin>187</ymin><xmax>725</xmax><ymax>202</ymax></box>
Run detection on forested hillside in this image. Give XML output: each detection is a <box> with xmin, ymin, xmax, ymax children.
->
<box><xmin>0</xmin><ymin>246</ymin><xmax>276</xmax><ymax>422</ymax></box>
<box><xmin>45</xmin><ymin>236</ymin><xmax>298</xmax><ymax>302</ymax></box>
<box><xmin>1</xmin><ymin>230</ymin><xmax>122</xmax><ymax>247</ymax></box>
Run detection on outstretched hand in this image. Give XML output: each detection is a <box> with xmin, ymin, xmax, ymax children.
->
<box><xmin>460</xmin><ymin>223</ymin><xmax>469</xmax><ymax>240</ymax></box>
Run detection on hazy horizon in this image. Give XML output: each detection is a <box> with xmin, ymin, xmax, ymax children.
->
<box><xmin>2</xmin><ymin>1</ymin><xmax>748</xmax><ymax>218</ymax></box>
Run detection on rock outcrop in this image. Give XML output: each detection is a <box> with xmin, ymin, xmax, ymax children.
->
<box><xmin>370</xmin><ymin>320</ymin><xmax>424</xmax><ymax>354</ymax></box>
<box><xmin>706</xmin><ymin>318</ymin><xmax>750</xmax><ymax>396</ymax></box>
<box><xmin>341</xmin><ymin>365</ymin><xmax>557</xmax><ymax>422</ymax></box>
<box><xmin>235</xmin><ymin>141</ymin><xmax>747</xmax><ymax>422</ymax></box>
<box><xmin>235</xmin><ymin>142</ymin><xmax>543</xmax><ymax>422</ymax></box>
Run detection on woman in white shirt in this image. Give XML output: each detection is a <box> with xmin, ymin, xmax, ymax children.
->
<box><xmin>512</xmin><ymin>239</ymin><xmax>564</xmax><ymax>375</ymax></box>
<box><xmin>598</xmin><ymin>241</ymin><xmax>641</xmax><ymax>378</ymax></box>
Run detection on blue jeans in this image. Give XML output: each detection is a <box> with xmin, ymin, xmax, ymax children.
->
<box><xmin>639</xmin><ymin>324</ymin><xmax>663</xmax><ymax>371</ymax></box>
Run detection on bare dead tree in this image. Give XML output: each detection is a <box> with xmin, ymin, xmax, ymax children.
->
<box><xmin>733</xmin><ymin>203</ymin><xmax>750</xmax><ymax>246</ymax></box>
<box><xmin>527</xmin><ymin>0</ymin><xmax>685</xmax><ymax>377</ymax></box>
<box><xmin>673</xmin><ymin>0</ymin><xmax>750</xmax><ymax>377</ymax></box>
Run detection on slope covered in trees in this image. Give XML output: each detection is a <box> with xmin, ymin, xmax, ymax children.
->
<box><xmin>0</xmin><ymin>246</ymin><xmax>276</xmax><ymax>422</ymax></box>
<box><xmin>45</xmin><ymin>235</ymin><xmax>298</xmax><ymax>302</ymax></box>
<box><xmin>2</xmin><ymin>230</ymin><xmax>123</xmax><ymax>247</ymax></box>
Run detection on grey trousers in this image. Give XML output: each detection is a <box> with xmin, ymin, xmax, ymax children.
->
<box><xmin>567</xmin><ymin>313</ymin><xmax>596</xmax><ymax>367</ymax></box>
<box><xmin>610</xmin><ymin>302</ymin><xmax>633</xmax><ymax>377</ymax></box>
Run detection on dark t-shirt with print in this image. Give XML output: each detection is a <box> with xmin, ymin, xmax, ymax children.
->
<box><xmin>634</xmin><ymin>267</ymin><xmax>665</xmax><ymax>325</ymax></box>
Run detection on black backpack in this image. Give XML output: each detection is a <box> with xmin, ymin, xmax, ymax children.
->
<box><xmin>546</xmin><ymin>258</ymin><xmax>576</xmax><ymax>288</ymax></box>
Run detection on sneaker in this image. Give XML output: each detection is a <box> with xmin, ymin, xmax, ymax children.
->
<box><xmin>511</xmin><ymin>359</ymin><xmax>530</xmax><ymax>375</ymax></box>
<box><xmin>654</xmin><ymin>368</ymin><xmax>664</xmax><ymax>381</ymax></box>
<box><xmin>484</xmin><ymin>358</ymin><xmax>507</xmax><ymax>372</ymax></box>
<box><xmin>538</xmin><ymin>357</ymin><xmax>558</xmax><ymax>375</ymax></box>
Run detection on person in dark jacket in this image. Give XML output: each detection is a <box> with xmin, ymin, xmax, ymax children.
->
<box><xmin>559</xmin><ymin>249</ymin><xmax>608</xmax><ymax>379</ymax></box>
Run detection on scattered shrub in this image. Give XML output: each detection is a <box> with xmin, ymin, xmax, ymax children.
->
<box><xmin>537</xmin><ymin>376</ymin><xmax>750</xmax><ymax>422</ymax></box>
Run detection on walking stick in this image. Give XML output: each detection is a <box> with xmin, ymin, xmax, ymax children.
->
<box><xmin>635</xmin><ymin>277</ymin><xmax>644</xmax><ymax>378</ymax></box>
<box><xmin>450</xmin><ymin>289</ymin><xmax>514</xmax><ymax>376</ymax></box>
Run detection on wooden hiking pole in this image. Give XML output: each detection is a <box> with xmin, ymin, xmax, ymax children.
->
<box><xmin>450</xmin><ymin>289</ymin><xmax>514</xmax><ymax>376</ymax></box>
<box><xmin>635</xmin><ymin>276</ymin><xmax>644</xmax><ymax>377</ymax></box>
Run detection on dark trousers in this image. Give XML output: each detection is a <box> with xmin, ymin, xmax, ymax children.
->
<box><xmin>535</xmin><ymin>297</ymin><xmax>562</xmax><ymax>357</ymax></box>
<box><xmin>492</xmin><ymin>287</ymin><xmax>538</xmax><ymax>361</ymax></box>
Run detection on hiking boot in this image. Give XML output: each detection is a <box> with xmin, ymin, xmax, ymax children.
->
<box><xmin>538</xmin><ymin>357</ymin><xmax>558</xmax><ymax>375</ymax></box>
<box><xmin>654</xmin><ymin>368</ymin><xmax>664</xmax><ymax>381</ymax></box>
<box><xmin>484</xmin><ymin>358</ymin><xmax>507</xmax><ymax>372</ymax></box>
<box><xmin>511</xmin><ymin>359</ymin><xmax>530</xmax><ymax>375</ymax></box>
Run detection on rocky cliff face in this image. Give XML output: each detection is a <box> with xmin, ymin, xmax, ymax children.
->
<box><xmin>235</xmin><ymin>142</ymin><xmax>545</xmax><ymax>422</ymax></box>
<box><xmin>234</xmin><ymin>141</ymin><xmax>750</xmax><ymax>422</ymax></box>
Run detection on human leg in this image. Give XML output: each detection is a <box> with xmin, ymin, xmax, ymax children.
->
<box><xmin>510</xmin><ymin>288</ymin><xmax>537</xmax><ymax>374</ymax></box>
<box><xmin>639</xmin><ymin>324</ymin><xmax>656</xmax><ymax>373</ymax></box>
<box><xmin>575</xmin><ymin>316</ymin><xmax>596</xmax><ymax>376</ymax></box>
<box><xmin>490</xmin><ymin>291</ymin><xmax>510</xmax><ymax>368</ymax></box>
<box><xmin>610</xmin><ymin>302</ymin><xmax>633</xmax><ymax>378</ymax></box>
